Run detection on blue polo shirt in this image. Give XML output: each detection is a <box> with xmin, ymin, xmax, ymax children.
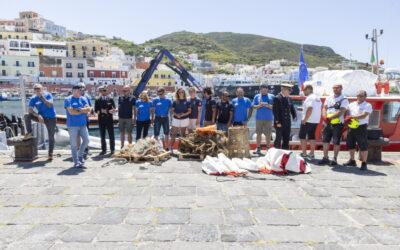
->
<box><xmin>173</xmin><ymin>99</ymin><xmax>191</xmax><ymax>119</ymax></box>
<box><xmin>64</xmin><ymin>95</ymin><xmax>88</xmax><ymax>127</ymax></box>
<box><xmin>83</xmin><ymin>93</ymin><xmax>92</xmax><ymax>107</ymax></box>
<box><xmin>188</xmin><ymin>97</ymin><xmax>202</xmax><ymax>119</ymax></box>
<box><xmin>136</xmin><ymin>100</ymin><xmax>152</xmax><ymax>121</ymax></box>
<box><xmin>232</xmin><ymin>97</ymin><xmax>252</xmax><ymax>122</ymax></box>
<box><xmin>28</xmin><ymin>92</ymin><xmax>56</xmax><ymax>119</ymax></box>
<box><xmin>253</xmin><ymin>93</ymin><xmax>274</xmax><ymax>120</ymax></box>
<box><xmin>118</xmin><ymin>95</ymin><xmax>136</xmax><ymax>119</ymax></box>
<box><xmin>152</xmin><ymin>96</ymin><xmax>172</xmax><ymax>116</ymax></box>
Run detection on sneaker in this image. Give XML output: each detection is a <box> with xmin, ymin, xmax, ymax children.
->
<box><xmin>110</xmin><ymin>150</ymin><xmax>115</xmax><ymax>155</ymax></box>
<box><xmin>74</xmin><ymin>163</ymin><xmax>83</xmax><ymax>168</ymax></box>
<box><xmin>307</xmin><ymin>154</ymin><xmax>315</xmax><ymax>159</ymax></box>
<box><xmin>329</xmin><ymin>160</ymin><xmax>338</xmax><ymax>166</ymax></box>
<box><xmin>78</xmin><ymin>156</ymin><xmax>85</xmax><ymax>164</ymax></box>
<box><xmin>254</xmin><ymin>147</ymin><xmax>261</xmax><ymax>154</ymax></box>
<box><xmin>22</xmin><ymin>133</ymin><xmax>32</xmax><ymax>140</ymax></box>
<box><xmin>318</xmin><ymin>157</ymin><xmax>330</xmax><ymax>165</ymax></box>
<box><xmin>99</xmin><ymin>151</ymin><xmax>106</xmax><ymax>155</ymax></box>
<box><xmin>48</xmin><ymin>153</ymin><xmax>53</xmax><ymax>161</ymax></box>
<box><xmin>166</xmin><ymin>148</ymin><xmax>170</xmax><ymax>152</ymax></box>
<box><xmin>360</xmin><ymin>162</ymin><xmax>368</xmax><ymax>171</ymax></box>
<box><xmin>300</xmin><ymin>153</ymin><xmax>308</xmax><ymax>158</ymax></box>
<box><xmin>343</xmin><ymin>159</ymin><xmax>357</xmax><ymax>167</ymax></box>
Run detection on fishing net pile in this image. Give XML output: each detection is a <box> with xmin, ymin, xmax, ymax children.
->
<box><xmin>113</xmin><ymin>137</ymin><xmax>170</xmax><ymax>161</ymax></box>
<box><xmin>178</xmin><ymin>125</ymin><xmax>229</xmax><ymax>157</ymax></box>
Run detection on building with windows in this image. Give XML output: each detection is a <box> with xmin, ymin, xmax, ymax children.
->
<box><xmin>86</xmin><ymin>66</ymin><xmax>129</xmax><ymax>86</ymax></box>
<box><xmin>67</xmin><ymin>39</ymin><xmax>110</xmax><ymax>58</ymax></box>
<box><xmin>62</xmin><ymin>57</ymin><xmax>87</xmax><ymax>84</ymax></box>
<box><xmin>38</xmin><ymin>56</ymin><xmax>63</xmax><ymax>84</ymax></box>
<box><xmin>0</xmin><ymin>31</ymin><xmax>32</xmax><ymax>40</ymax></box>
<box><xmin>30</xmin><ymin>40</ymin><xmax>67</xmax><ymax>57</ymax></box>
<box><xmin>0</xmin><ymin>54</ymin><xmax>39</xmax><ymax>83</ymax></box>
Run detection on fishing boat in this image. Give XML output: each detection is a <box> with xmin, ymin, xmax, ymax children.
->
<box><xmin>56</xmin><ymin>114</ymin><xmax>119</xmax><ymax>130</ymax></box>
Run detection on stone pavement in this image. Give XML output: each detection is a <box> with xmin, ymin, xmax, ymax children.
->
<box><xmin>0</xmin><ymin>150</ymin><xmax>400</xmax><ymax>250</ymax></box>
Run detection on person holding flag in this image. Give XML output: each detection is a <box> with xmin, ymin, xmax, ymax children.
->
<box><xmin>298</xmin><ymin>47</ymin><xmax>309</xmax><ymax>91</ymax></box>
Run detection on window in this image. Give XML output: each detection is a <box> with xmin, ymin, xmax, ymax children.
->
<box><xmin>168</xmin><ymin>74</ymin><xmax>171</xmax><ymax>79</ymax></box>
<box><xmin>66</xmin><ymin>72</ymin><xmax>72</xmax><ymax>78</ymax></box>
<box><xmin>8</xmin><ymin>35</ymin><xmax>11</xmax><ymax>39</ymax></box>
<box><xmin>72</xmin><ymin>45</ymin><xmax>76</xmax><ymax>50</ymax></box>
<box><xmin>112</xmin><ymin>72</ymin><xmax>116</xmax><ymax>78</ymax></box>
<box><xmin>10</xmin><ymin>41</ymin><xmax>19</xmax><ymax>47</ymax></box>
<box><xmin>156</xmin><ymin>82</ymin><xmax>159</xmax><ymax>86</ymax></box>
<box><xmin>100</xmin><ymin>47</ymin><xmax>103</xmax><ymax>50</ymax></box>
<box><xmin>0</xmin><ymin>35</ymin><xmax>2</xmax><ymax>39</ymax></box>
<box><xmin>1</xmin><ymin>60</ymin><xmax>5</xmax><ymax>66</ymax></box>
<box><xmin>16</xmin><ymin>70</ymin><xmax>20</xmax><ymax>76</ymax></box>
<box><xmin>66</xmin><ymin>63</ymin><xmax>72</xmax><ymax>68</ymax></box>
<box><xmin>24</xmin><ymin>36</ymin><xmax>27</xmax><ymax>40</ymax></box>
<box><xmin>89</xmin><ymin>71</ymin><xmax>94</xmax><ymax>77</ymax></box>
<box><xmin>56</xmin><ymin>59</ymin><xmax>62</xmax><ymax>65</ymax></box>
<box><xmin>122</xmin><ymin>72</ymin><xmax>125</xmax><ymax>77</ymax></box>
<box><xmin>92</xmin><ymin>46</ymin><xmax>96</xmax><ymax>51</ymax></box>
<box><xmin>83</xmin><ymin>51</ymin><xmax>86</xmax><ymax>58</ymax></box>
<box><xmin>383</xmin><ymin>102</ymin><xmax>400</xmax><ymax>123</ymax></box>
<box><xmin>20</xmin><ymin>42</ymin><xmax>29</xmax><ymax>48</ymax></box>
<box><xmin>82</xmin><ymin>46</ymin><xmax>87</xmax><ymax>50</ymax></box>
<box><xmin>16</xmin><ymin>35</ymin><xmax>19</xmax><ymax>39</ymax></box>
<box><xmin>92</xmin><ymin>52</ymin><xmax>96</xmax><ymax>56</ymax></box>
<box><xmin>78</xmin><ymin>72</ymin><xmax>84</xmax><ymax>78</ymax></box>
<box><xmin>52</xmin><ymin>70</ymin><xmax>57</xmax><ymax>77</ymax></box>
<box><xmin>163</xmin><ymin>83</ymin><xmax>166</xmax><ymax>86</ymax></box>
<box><xmin>154</xmin><ymin>74</ymin><xmax>159</xmax><ymax>79</ymax></box>
<box><xmin>15</xmin><ymin>61</ymin><xmax>20</xmax><ymax>66</ymax></box>
<box><xmin>39</xmin><ymin>71</ymin><xmax>44</xmax><ymax>77</ymax></box>
<box><xmin>168</xmin><ymin>82</ymin><xmax>172</xmax><ymax>86</ymax></box>
<box><xmin>77</xmin><ymin>63</ymin><xmax>83</xmax><ymax>69</ymax></box>
<box><xmin>101</xmin><ymin>72</ymin><xmax>105</xmax><ymax>78</ymax></box>
<box><xmin>73</xmin><ymin>51</ymin><xmax>76</xmax><ymax>57</ymax></box>
<box><xmin>1</xmin><ymin>70</ymin><xmax>6</xmax><ymax>76</ymax></box>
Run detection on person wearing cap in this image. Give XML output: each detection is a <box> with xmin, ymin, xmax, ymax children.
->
<box><xmin>252</xmin><ymin>84</ymin><xmax>274</xmax><ymax>153</ymax></box>
<box><xmin>272</xmin><ymin>83</ymin><xmax>297</xmax><ymax>150</ymax></box>
<box><xmin>118</xmin><ymin>86</ymin><xmax>136</xmax><ymax>149</ymax></box>
<box><xmin>343</xmin><ymin>90</ymin><xmax>372</xmax><ymax>170</ymax></box>
<box><xmin>94</xmin><ymin>86</ymin><xmax>116</xmax><ymax>155</ymax></box>
<box><xmin>77</xmin><ymin>82</ymin><xmax>92</xmax><ymax>156</ymax></box>
<box><xmin>318</xmin><ymin>84</ymin><xmax>349</xmax><ymax>166</ymax></box>
<box><xmin>216</xmin><ymin>91</ymin><xmax>233</xmax><ymax>134</ymax></box>
<box><xmin>232</xmin><ymin>88</ymin><xmax>253</xmax><ymax>126</ymax></box>
<box><xmin>203</xmin><ymin>87</ymin><xmax>217</xmax><ymax>126</ymax></box>
<box><xmin>298</xmin><ymin>85</ymin><xmax>322</xmax><ymax>159</ymax></box>
<box><xmin>187</xmin><ymin>87</ymin><xmax>202</xmax><ymax>133</ymax></box>
<box><xmin>64</xmin><ymin>85</ymin><xmax>91</xmax><ymax>168</ymax></box>
<box><xmin>151</xmin><ymin>87</ymin><xmax>173</xmax><ymax>150</ymax></box>
<box><xmin>24</xmin><ymin>84</ymin><xmax>57</xmax><ymax>160</ymax></box>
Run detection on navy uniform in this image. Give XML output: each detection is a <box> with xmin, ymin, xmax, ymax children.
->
<box><xmin>272</xmin><ymin>84</ymin><xmax>297</xmax><ymax>149</ymax></box>
<box><xmin>94</xmin><ymin>86</ymin><xmax>116</xmax><ymax>154</ymax></box>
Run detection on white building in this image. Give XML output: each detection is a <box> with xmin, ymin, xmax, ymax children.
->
<box><xmin>30</xmin><ymin>40</ymin><xmax>67</xmax><ymax>57</ymax></box>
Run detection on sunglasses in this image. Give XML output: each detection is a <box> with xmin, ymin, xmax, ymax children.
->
<box><xmin>178</xmin><ymin>91</ymin><xmax>185</xmax><ymax>94</ymax></box>
<box><xmin>123</xmin><ymin>90</ymin><xmax>129</xmax><ymax>92</ymax></box>
<box><xmin>34</xmin><ymin>88</ymin><xmax>41</xmax><ymax>90</ymax></box>
<box><xmin>357</xmin><ymin>95</ymin><xmax>365</xmax><ymax>97</ymax></box>
<box><xmin>158</xmin><ymin>92</ymin><xmax>164</xmax><ymax>95</ymax></box>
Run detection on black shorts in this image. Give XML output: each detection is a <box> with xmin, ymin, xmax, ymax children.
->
<box><xmin>346</xmin><ymin>124</ymin><xmax>368</xmax><ymax>151</ymax></box>
<box><xmin>322</xmin><ymin>123</ymin><xmax>344</xmax><ymax>145</ymax></box>
<box><xmin>299</xmin><ymin>122</ymin><xmax>318</xmax><ymax>140</ymax></box>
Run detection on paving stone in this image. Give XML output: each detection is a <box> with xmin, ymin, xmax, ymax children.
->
<box><xmin>179</xmin><ymin>225</ymin><xmax>218</xmax><ymax>242</ymax></box>
<box><xmin>342</xmin><ymin>210</ymin><xmax>380</xmax><ymax>226</ymax></box>
<box><xmin>367</xmin><ymin>210</ymin><xmax>400</xmax><ymax>227</ymax></box>
<box><xmin>27</xmin><ymin>195</ymin><xmax>68</xmax><ymax>207</ymax></box>
<box><xmin>324</xmin><ymin>187</ymin><xmax>355</xmax><ymax>197</ymax></box>
<box><xmin>42</xmin><ymin>207</ymin><xmax>97</xmax><ymax>224</ymax></box>
<box><xmin>104</xmin><ymin>195</ymin><xmax>132</xmax><ymax>207</ymax></box>
<box><xmin>0</xmin><ymin>225</ymin><xmax>32</xmax><ymax>243</ymax></box>
<box><xmin>10</xmin><ymin>208</ymin><xmax>54</xmax><ymax>225</ymax></box>
<box><xmin>196</xmin><ymin>187</ymin><xmax>220</xmax><ymax>196</ymax></box>
<box><xmin>164</xmin><ymin>187</ymin><xmax>196</xmax><ymax>196</ymax></box>
<box><xmin>23</xmin><ymin>225</ymin><xmax>68</xmax><ymax>241</ymax></box>
<box><xmin>364</xmin><ymin>226</ymin><xmax>400</xmax><ymax>245</ymax></box>
<box><xmin>292</xmin><ymin>209</ymin><xmax>353</xmax><ymax>226</ymax></box>
<box><xmin>223</xmin><ymin>209</ymin><xmax>254</xmax><ymax>226</ymax></box>
<box><xmin>312</xmin><ymin>244</ymin><xmax>346</xmax><ymax>250</ymax></box>
<box><xmin>5</xmin><ymin>241</ymin><xmax>54</xmax><ymax>250</ymax></box>
<box><xmin>157</xmin><ymin>208</ymin><xmax>190</xmax><ymax>224</ymax></box>
<box><xmin>254</xmin><ymin>197</ymin><xmax>283</xmax><ymax>209</ymax></box>
<box><xmin>229</xmin><ymin>196</ymin><xmax>257</xmax><ymax>208</ymax></box>
<box><xmin>97</xmin><ymin>225</ymin><xmax>140</xmax><ymax>242</ymax></box>
<box><xmin>41</xmin><ymin>186</ymin><xmax>68</xmax><ymax>195</ymax></box>
<box><xmin>225</xmin><ymin>242</ymin><xmax>260</xmax><ymax>250</ymax></box>
<box><xmin>256</xmin><ymin>226</ymin><xmax>335</xmax><ymax>243</ymax></box>
<box><xmin>89</xmin><ymin>207</ymin><xmax>128</xmax><ymax>224</ymax></box>
<box><xmin>139</xmin><ymin>225</ymin><xmax>178</xmax><ymax>242</ymax></box>
<box><xmin>252</xmin><ymin>209</ymin><xmax>299</xmax><ymax>225</ymax></box>
<box><xmin>328</xmin><ymin>227</ymin><xmax>376</xmax><ymax>244</ymax></box>
<box><xmin>190</xmin><ymin>209</ymin><xmax>224</xmax><ymax>225</ymax></box>
<box><xmin>302</xmin><ymin>186</ymin><xmax>331</xmax><ymax>197</ymax></box>
<box><xmin>62</xmin><ymin>195</ymin><xmax>109</xmax><ymax>207</ymax></box>
<box><xmin>261</xmin><ymin>243</ymin><xmax>311</xmax><ymax>249</ymax></box>
<box><xmin>278</xmin><ymin>196</ymin><xmax>323</xmax><ymax>209</ymax></box>
<box><xmin>61</xmin><ymin>225</ymin><xmax>101</xmax><ymax>243</ymax></box>
<box><xmin>150</xmin><ymin>196</ymin><xmax>195</xmax><ymax>208</ymax></box>
<box><xmin>363</xmin><ymin>197</ymin><xmax>399</xmax><ymax>209</ymax></box>
<box><xmin>317</xmin><ymin>197</ymin><xmax>348</xmax><ymax>209</ymax></box>
<box><xmin>2</xmin><ymin>195</ymin><xmax>36</xmax><ymax>207</ymax></box>
<box><xmin>127</xmin><ymin>196</ymin><xmax>151</xmax><ymax>208</ymax></box>
<box><xmin>125</xmin><ymin>209</ymin><xmax>156</xmax><ymax>225</ymax></box>
<box><xmin>220</xmin><ymin>226</ymin><xmax>258</xmax><ymax>242</ymax></box>
<box><xmin>335</xmin><ymin>197</ymin><xmax>373</xmax><ymax>209</ymax></box>
<box><xmin>346</xmin><ymin>244</ymin><xmax>400</xmax><ymax>250</ymax></box>
<box><xmin>172</xmin><ymin>242</ymin><xmax>223</xmax><ymax>250</ymax></box>
<box><xmin>197</xmin><ymin>196</ymin><xmax>231</xmax><ymax>208</ymax></box>
<box><xmin>0</xmin><ymin>207</ymin><xmax>23</xmax><ymax>224</ymax></box>
<box><xmin>241</xmin><ymin>187</ymin><xmax>268</xmax><ymax>196</ymax></box>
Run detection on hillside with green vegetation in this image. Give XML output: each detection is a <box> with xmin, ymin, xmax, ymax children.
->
<box><xmin>107</xmin><ymin>31</ymin><xmax>345</xmax><ymax>68</ymax></box>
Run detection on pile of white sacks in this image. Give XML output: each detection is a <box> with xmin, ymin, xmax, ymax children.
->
<box><xmin>202</xmin><ymin>148</ymin><xmax>311</xmax><ymax>176</ymax></box>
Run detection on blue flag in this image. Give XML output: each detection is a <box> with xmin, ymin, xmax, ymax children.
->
<box><xmin>298</xmin><ymin>47</ymin><xmax>309</xmax><ymax>90</ymax></box>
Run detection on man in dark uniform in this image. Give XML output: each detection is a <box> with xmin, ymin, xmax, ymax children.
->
<box><xmin>272</xmin><ymin>84</ymin><xmax>297</xmax><ymax>149</ymax></box>
<box><xmin>95</xmin><ymin>85</ymin><xmax>116</xmax><ymax>155</ymax></box>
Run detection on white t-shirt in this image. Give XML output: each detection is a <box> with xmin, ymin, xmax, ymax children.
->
<box><xmin>302</xmin><ymin>93</ymin><xmax>322</xmax><ymax>124</ymax></box>
<box><xmin>348</xmin><ymin>101</ymin><xmax>372</xmax><ymax>125</ymax></box>
<box><xmin>324</xmin><ymin>94</ymin><xmax>349</xmax><ymax>123</ymax></box>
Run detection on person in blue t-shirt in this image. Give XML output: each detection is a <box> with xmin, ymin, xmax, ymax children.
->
<box><xmin>24</xmin><ymin>84</ymin><xmax>57</xmax><ymax>160</ymax></box>
<box><xmin>134</xmin><ymin>92</ymin><xmax>153</xmax><ymax>141</ymax></box>
<box><xmin>78</xmin><ymin>82</ymin><xmax>93</xmax><ymax>155</ymax></box>
<box><xmin>171</xmin><ymin>88</ymin><xmax>191</xmax><ymax>152</ymax></box>
<box><xmin>252</xmin><ymin>84</ymin><xmax>275</xmax><ymax>153</ymax></box>
<box><xmin>232</xmin><ymin>88</ymin><xmax>253</xmax><ymax>127</ymax></box>
<box><xmin>151</xmin><ymin>87</ymin><xmax>173</xmax><ymax>150</ymax></box>
<box><xmin>64</xmin><ymin>85</ymin><xmax>91</xmax><ymax>168</ymax></box>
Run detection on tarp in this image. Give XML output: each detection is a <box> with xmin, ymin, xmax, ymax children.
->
<box><xmin>304</xmin><ymin>70</ymin><xmax>378</xmax><ymax>97</ymax></box>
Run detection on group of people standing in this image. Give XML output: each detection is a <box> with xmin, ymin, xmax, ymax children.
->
<box><xmin>24</xmin><ymin>81</ymin><xmax>372</xmax><ymax>170</ymax></box>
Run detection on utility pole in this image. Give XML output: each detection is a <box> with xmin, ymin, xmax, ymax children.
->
<box><xmin>365</xmin><ymin>28</ymin><xmax>384</xmax><ymax>77</ymax></box>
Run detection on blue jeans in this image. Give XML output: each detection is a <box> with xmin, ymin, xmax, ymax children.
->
<box><xmin>217</xmin><ymin>122</ymin><xmax>228</xmax><ymax>134</ymax></box>
<box><xmin>154</xmin><ymin>116</ymin><xmax>170</xmax><ymax>136</ymax></box>
<box><xmin>68</xmin><ymin>126</ymin><xmax>89</xmax><ymax>165</ymax></box>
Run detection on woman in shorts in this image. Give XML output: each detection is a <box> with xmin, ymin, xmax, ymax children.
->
<box><xmin>170</xmin><ymin>88</ymin><xmax>191</xmax><ymax>152</ymax></box>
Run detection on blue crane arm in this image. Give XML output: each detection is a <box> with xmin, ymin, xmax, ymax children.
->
<box><xmin>133</xmin><ymin>49</ymin><xmax>203</xmax><ymax>97</ymax></box>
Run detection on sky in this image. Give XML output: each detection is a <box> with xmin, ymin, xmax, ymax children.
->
<box><xmin>1</xmin><ymin>0</ymin><xmax>399</xmax><ymax>68</ymax></box>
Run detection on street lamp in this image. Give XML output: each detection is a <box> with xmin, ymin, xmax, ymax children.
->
<box><xmin>365</xmin><ymin>28</ymin><xmax>384</xmax><ymax>76</ymax></box>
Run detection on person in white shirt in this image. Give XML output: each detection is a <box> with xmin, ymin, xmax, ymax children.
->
<box><xmin>343</xmin><ymin>90</ymin><xmax>372</xmax><ymax>171</ymax></box>
<box><xmin>318</xmin><ymin>84</ymin><xmax>349</xmax><ymax>166</ymax></box>
<box><xmin>298</xmin><ymin>85</ymin><xmax>322</xmax><ymax>159</ymax></box>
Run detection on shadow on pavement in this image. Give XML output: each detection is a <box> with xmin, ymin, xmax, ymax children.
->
<box><xmin>4</xmin><ymin>159</ymin><xmax>52</xmax><ymax>169</ymax></box>
<box><xmin>331</xmin><ymin>165</ymin><xmax>387</xmax><ymax>176</ymax></box>
<box><xmin>58</xmin><ymin>166</ymin><xmax>86</xmax><ymax>175</ymax></box>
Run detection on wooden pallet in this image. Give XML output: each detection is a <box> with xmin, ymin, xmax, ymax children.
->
<box><xmin>177</xmin><ymin>153</ymin><xmax>205</xmax><ymax>161</ymax></box>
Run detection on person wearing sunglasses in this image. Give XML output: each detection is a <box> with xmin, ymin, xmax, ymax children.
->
<box><xmin>318</xmin><ymin>84</ymin><xmax>349</xmax><ymax>166</ymax></box>
<box><xmin>187</xmin><ymin>87</ymin><xmax>202</xmax><ymax>133</ymax></box>
<box><xmin>170</xmin><ymin>88</ymin><xmax>191</xmax><ymax>152</ymax></box>
<box><xmin>118</xmin><ymin>86</ymin><xmax>136</xmax><ymax>149</ymax></box>
<box><xmin>343</xmin><ymin>90</ymin><xmax>372</xmax><ymax>171</ymax></box>
<box><xmin>94</xmin><ymin>85</ymin><xmax>116</xmax><ymax>155</ymax></box>
<box><xmin>134</xmin><ymin>92</ymin><xmax>152</xmax><ymax>141</ymax></box>
<box><xmin>151</xmin><ymin>87</ymin><xmax>173</xmax><ymax>151</ymax></box>
<box><xmin>24</xmin><ymin>84</ymin><xmax>57</xmax><ymax>161</ymax></box>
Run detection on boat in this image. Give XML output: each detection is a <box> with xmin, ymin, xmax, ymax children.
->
<box><xmin>56</xmin><ymin>114</ymin><xmax>119</xmax><ymax>130</ymax></box>
<box><xmin>0</xmin><ymin>92</ymin><xmax>8</xmax><ymax>101</ymax></box>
